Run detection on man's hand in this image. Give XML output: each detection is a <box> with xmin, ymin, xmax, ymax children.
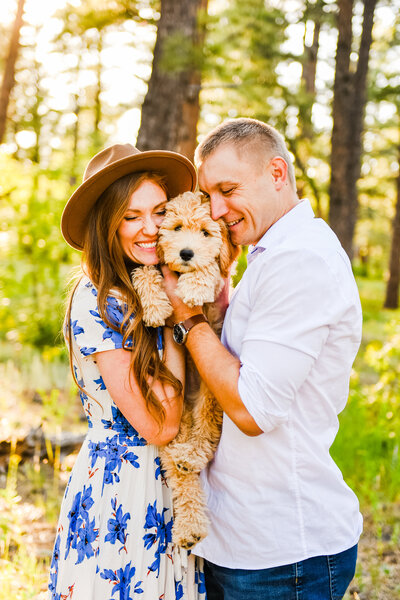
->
<box><xmin>160</xmin><ymin>265</ymin><xmax>203</xmax><ymax>323</ymax></box>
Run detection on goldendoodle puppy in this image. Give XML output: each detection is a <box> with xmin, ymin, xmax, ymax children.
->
<box><xmin>131</xmin><ymin>191</ymin><xmax>238</xmax><ymax>549</ymax></box>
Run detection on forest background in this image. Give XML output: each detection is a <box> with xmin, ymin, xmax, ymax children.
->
<box><xmin>0</xmin><ymin>0</ymin><xmax>400</xmax><ymax>598</ymax></box>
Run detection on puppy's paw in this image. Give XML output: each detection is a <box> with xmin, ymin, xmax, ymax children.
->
<box><xmin>172</xmin><ymin>443</ymin><xmax>210</xmax><ymax>473</ymax></box>
<box><xmin>176</xmin><ymin>281</ymin><xmax>216</xmax><ymax>308</ymax></box>
<box><xmin>131</xmin><ymin>266</ymin><xmax>173</xmax><ymax>327</ymax></box>
<box><xmin>173</xmin><ymin>517</ymin><xmax>208</xmax><ymax>550</ymax></box>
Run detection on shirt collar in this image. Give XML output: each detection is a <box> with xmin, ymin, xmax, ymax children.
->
<box><xmin>247</xmin><ymin>199</ymin><xmax>314</xmax><ymax>263</ymax></box>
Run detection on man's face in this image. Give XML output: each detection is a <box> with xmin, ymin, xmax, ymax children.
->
<box><xmin>198</xmin><ymin>143</ymin><xmax>286</xmax><ymax>246</ymax></box>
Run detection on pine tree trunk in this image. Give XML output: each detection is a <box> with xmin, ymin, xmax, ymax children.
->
<box><xmin>0</xmin><ymin>0</ymin><xmax>25</xmax><ymax>143</ymax></box>
<box><xmin>329</xmin><ymin>0</ymin><xmax>377</xmax><ymax>260</ymax></box>
<box><xmin>300</xmin><ymin>2</ymin><xmax>321</xmax><ymax>139</ymax></box>
<box><xmin>137</xmin><ymin>0</ymin><xmax>208</xmax><ymax>160</ymax></box>
<box><xmin>384</xmin><ymin>143</ymin><xmax>400</xmax><ymax>309</ymax></box>
<box><xmin>329</xmin><ymin>0</ymin><xmax>354</xmax><ymax>257</ymax></box>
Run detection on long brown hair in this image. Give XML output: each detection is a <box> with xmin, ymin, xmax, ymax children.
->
<box><xmin>65</xmin><ymin>171</ymin><xmax>182</xmax><ymax>426</ymax></box>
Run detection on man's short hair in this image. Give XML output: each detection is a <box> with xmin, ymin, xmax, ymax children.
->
<box><xmin>195</xmin><ymin>117</ymin><xmax>296</xmax><ymax>189</ymax></box>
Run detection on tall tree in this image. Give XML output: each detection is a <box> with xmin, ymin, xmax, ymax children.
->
<box><xmin>0</xmin><ymin>0</ymin><xmax>26</xmax><ymax>143</ymax></box>
<box><xmin>137</xmin><ymin>0</ymin><xmax>208</xmax><ymax>160</ymax></box>
<box><xmin>329</xmin><ymin>0</ymin><xmax>378</xmax><ymax>260</ymax></box>
<box><xmin>385</xmin><ymin>142</ymin><xmax>400</xmax><ymax>308</ymax></box>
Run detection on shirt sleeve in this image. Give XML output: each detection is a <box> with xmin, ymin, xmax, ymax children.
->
<box><xmin>237</xmin><ymin>248</ymin><xmax>345</xmax><ymax>433</ymax></box>
<box><xmin>69</xmin><ymin>279</ymin><xmax>133</xmax><ymax>358</ymax></box>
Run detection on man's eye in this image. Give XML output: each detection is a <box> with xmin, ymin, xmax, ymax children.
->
<box><xmin>222</xmin><ymin>188</ymin><xmax>234</xmax><ymax>195</ymax></box>
<box><xmin>174</xmin><ymin>225</ymin><xmax>182</xmax><ymax>231</ymax></box>
<box><xmin>202</xmin><ymin>230</ymin><xmax>210</xmax><ymax>237</ymax></box>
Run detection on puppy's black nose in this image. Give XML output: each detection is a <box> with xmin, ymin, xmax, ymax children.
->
<box><xmin>180</xmin><ymin>248</ymin><xmax>194</xmax><ymax>262</ymax></box>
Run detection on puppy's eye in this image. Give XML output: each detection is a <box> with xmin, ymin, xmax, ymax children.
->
<box><xmin>202</xmin><ymin>230</ymin><xmax>210</xmax><ymax>237</ymax></box>
<box><xmin>174</xmin><ymin>225</ymin><xmax>182</xmax><ymax>231</ymax></box>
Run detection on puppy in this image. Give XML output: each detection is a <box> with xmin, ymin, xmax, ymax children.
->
<box><xmin>131</xmin><ymin>191</ymin><xmax>238</xmax><ymax>549</ymax></box>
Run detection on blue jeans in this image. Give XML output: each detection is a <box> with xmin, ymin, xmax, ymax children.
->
<box><xmin>204</xmin><ymin>544</ymin><xmax>357</xmax><ymax>600</ymax></box>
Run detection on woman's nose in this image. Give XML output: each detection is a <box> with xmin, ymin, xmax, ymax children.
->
<box><xmin>142</xmin><ymin>216</ymin><xmax>158</xmax><ymax>235</ymax></box>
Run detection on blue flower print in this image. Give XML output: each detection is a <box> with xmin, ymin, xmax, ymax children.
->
<box><xmin>101</xmin><ymin>405</ymin><xmax>147</xmax><ymax>446</ymax></box>
<box><xmin>65</xmin><ymin>491</ymin><xmax>82</xmax><ymax>558</ymax></box>
<box><xmin>105</xmin><ymin>497</ymin><xmax>131</xmax><ymax>552</ymax></box>
<box><xmin>81</xmin><ymin>346</ymin><xmax>97</xmax><ymax>356</ymax></box>
<box><xmin>80</xmin><ymin>484</ymin><xmax>95</xmax><ymax>517</ymax></box>
<box><xmin>154</xmin><ymin>456</ymin><xmax>166</xmax><ymax>481</ymax></box>
<box><xmin>88</xmin><ymin>439</ymin><xmax>109</xmax><ymax>468</ymax></box>
<box><xmin>65</xmin><ymin>485</ymin><xmax>98</xmax><ymax>563</ymax></box>
<box><xmin>75</xmin><ymin>516</ymin><xmax>98</xmax><ymax>564</ymax></box>
<box><xmin>101</xmin><ymin>562</ymin><xmax>143</xmax><ymax>598</ymax></box>
<box><xmin>175</xmin><ymin>580</ymin><xmax>184</xmax><ymax>599</ymax></box>
<box><xmin>71</xmin><ymin>319</ymin><xmax>84</xmax><ymax>337</ymax></box>
<box><xmin>51</xmin><ymin>533</ymin><xmax>61</xmax><ymax>570</ymax></box>
<box><xmin>89</xmin><ymin>306</ymin><xmax>124</xmax><ymax>348</ymax></box>
<box><xmin>195</xmin><ymin>569</ymin><xmax>206</xmax><ymax>594</ymax></box>
<box><xmin>48</xmin><ymin>570</ymin><xmax>58</xmax><ymax>597</ymax></box>
<box><xmin>142</xmin><ymin>501</ymin><xmax>172</xmax><ymax>577</ymax></box>
<box><xmin>94</xmin><ymin>375</ymin><xmax>106</xmax><ymax>390</ymax></box>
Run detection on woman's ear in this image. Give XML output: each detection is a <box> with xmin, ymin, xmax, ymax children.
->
<box><xmin>218</xmin><ymin>219</ymin><xmax>240</xmax><ymax>278</ymax></box>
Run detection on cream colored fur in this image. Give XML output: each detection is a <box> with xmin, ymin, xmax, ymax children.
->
<box><xmin>131</xmin><ymin>191</ymin><xmax>238</xmax><ymax>549</ymax></box>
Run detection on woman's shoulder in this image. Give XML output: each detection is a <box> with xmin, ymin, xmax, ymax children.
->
<box><xmin>73</xmin><ymin>276</ymin><xmax>124</xmax><ymax>307</ymax></box>
<box><xmin>72</xmin><ymin>276</ymin><xmax>131</xmax><ymax>329</ymax></box>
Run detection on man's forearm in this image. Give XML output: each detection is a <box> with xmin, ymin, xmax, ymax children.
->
<box><xmin>186</xmin><ymin>323</ymin><xmax>263</xmax><ymax>436</ymax></box>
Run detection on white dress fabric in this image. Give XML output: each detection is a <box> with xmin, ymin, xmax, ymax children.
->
<box><xmin>48</xmin><ymin>277</ymin><xmax>206</xmax><ymax>600</ymax></box>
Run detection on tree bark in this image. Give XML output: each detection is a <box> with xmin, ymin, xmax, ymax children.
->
<box><xmin>0</xmin><ymin>0</ymin><xmax>25</xmax><ymax>144</ymax></box>
<box><xmin>329</xmin><ymin>0</ymin><xmax>377</xmax><ymax>260</ymax></box>
<box><xmin>137</xmin><ymin>0</ymin><xmax>208</xmax><ymax>160</ymax></box>
<box><xmin>300</xmin><ymin>2</ymin><xmax>322</xmax><ymax>139</ymax></box>
<box><xmin>384</xmin><ymin>143</ymin><xmax>400</xmax><ymax>309</ymax></box>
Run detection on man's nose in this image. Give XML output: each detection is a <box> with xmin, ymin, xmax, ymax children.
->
<box><xmin>211</xmin><ymin>196</ymin><xmax>228</xmax><ymax>221</ymax></box>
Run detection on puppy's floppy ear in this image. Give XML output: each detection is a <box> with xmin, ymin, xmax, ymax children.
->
<box><xmin>217</xmin><ymin>219</ymin><xmax>240</xmax><ymax>278</ymax></box>
<box><xmin>198</xmin><ymin>192</ymin><xmax>210</xmax><ymax>204</ymax></box>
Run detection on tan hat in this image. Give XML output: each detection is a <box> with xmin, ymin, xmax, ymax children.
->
<box><xmin>61</xmin><ymin>143</ymin><xmax>197</xmax><ymax>250</ymax></box>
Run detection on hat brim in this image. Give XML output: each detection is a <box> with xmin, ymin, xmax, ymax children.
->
<box><xmin>61</xmin><ymin>150</ymin><xmax>197</xmax><ymax>250</ymax></box>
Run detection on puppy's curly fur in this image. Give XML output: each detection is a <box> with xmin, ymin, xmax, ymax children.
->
<box><xmin>131</xmin><ymin>191</ymin><xmax>238</xmax><ymax>549</ymax></box>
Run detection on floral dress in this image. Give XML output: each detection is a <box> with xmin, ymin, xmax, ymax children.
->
<box><xmin>48</xmin><ymin>277</ymin><xmax>206</xmax><ymax>600</ymax></box>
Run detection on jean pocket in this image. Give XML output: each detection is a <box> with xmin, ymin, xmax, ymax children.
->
<box><xmin>328</xmin><ymin>544</ymin><xmax>358</xmax><ymax>600</ymax></box>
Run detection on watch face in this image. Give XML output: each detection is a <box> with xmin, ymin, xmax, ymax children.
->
<box><xmin>173</xmin><ymin>324</ymin><xmax>186</xmax><ymax>345</ymax></box>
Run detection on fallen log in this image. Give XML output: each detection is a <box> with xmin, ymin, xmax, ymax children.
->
<box><xmin>0</xmin><ymin>425</ymin><xmax>86</xmax><ymax>465</ymax></box>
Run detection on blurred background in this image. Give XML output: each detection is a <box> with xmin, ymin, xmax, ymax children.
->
<box><xmin>0</xmin><ymin>0</ymin><xmax>399</xmax><ymax>597</ymax></box>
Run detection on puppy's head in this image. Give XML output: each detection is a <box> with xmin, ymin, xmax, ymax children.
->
<box><xmin>158</xmin><ymin>191</ymin><xmax>238</xmax><ymax>274</ymax></box>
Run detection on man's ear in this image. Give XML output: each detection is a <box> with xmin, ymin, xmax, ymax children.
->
<box><xmin>269</xmin><ymin>156</ymin><xmax>288</xmax><ymax>190</ymax></box>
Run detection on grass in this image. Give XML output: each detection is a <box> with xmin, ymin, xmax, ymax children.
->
<box><xmin>0</xmin><ymin>275</ymin><xmax>400</xmax><ymax>598</ymax></box>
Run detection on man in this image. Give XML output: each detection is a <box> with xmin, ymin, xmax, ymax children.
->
<box><xmin>162</xmin><ymin>118</ymin><xmax>362</xmax><ymax>600</ymax></box>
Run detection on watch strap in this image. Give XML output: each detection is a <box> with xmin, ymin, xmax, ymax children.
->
<box><xmin>181</xmin><ymin>313</ymin><xmax>208</xmax><ymax>333</ymax></box>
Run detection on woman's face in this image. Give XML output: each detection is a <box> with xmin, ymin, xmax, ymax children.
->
<box><xmin>117</xmin><ymin>179</ymin><xmax>168</xmax><ymax>265</ymax></box>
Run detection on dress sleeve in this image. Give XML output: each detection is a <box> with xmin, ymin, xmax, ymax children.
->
<box><xmin>69</xmin><ymin>279</ymin><xmax>133</xmax><ymax>358</ymax></box>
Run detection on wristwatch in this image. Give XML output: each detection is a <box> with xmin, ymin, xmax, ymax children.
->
<box><xmin>172</xmin><ymin>314</ymin><xmax>208</xmax><ymax>345</ymax></box>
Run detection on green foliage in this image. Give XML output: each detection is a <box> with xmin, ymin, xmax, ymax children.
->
<box><xmin>331</xmin><ymin>281</ymin><xmax>400</xmax><ymax>505</ymax></box>
<box><xmin>0</xmin><ymin>154</ymin><xmax>79</xmax><ymax>348</ymax></box>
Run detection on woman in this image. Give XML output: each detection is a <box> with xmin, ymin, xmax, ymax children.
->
<box><xmin>48</xmin><ymin>143</ymin><xmax>206</xmax><ymax>600</ymax></box>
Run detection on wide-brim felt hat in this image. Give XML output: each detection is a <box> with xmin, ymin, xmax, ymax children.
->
<box><xmin>61</xmin><ymin>143</ymin><xmax>197</xmax><ymax>250</ymax></box>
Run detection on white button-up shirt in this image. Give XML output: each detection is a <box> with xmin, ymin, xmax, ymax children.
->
<box><xmin>194</xmin><ymin>199</ymin><xmax>363</xmax><ymax>569</ymax></box>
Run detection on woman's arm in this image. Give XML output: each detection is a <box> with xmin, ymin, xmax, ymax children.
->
<box><xmin>95</xmin><ymin>326</ymin><xmax>185</xmax><ymax>446</ymax></box>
